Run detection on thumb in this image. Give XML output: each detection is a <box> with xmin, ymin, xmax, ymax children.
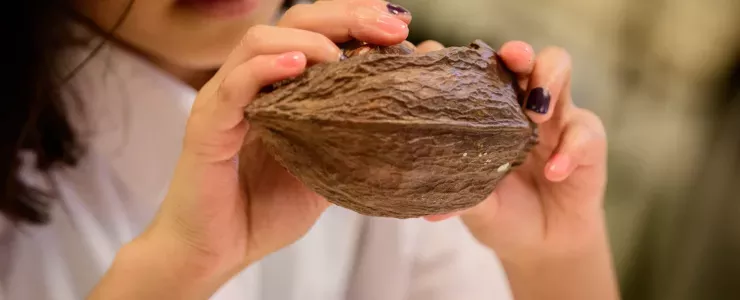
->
<box><xmin>183</xmin><ymin>52</ymin><xmax>307</xmax><ymax>163</ymax></box>
<box><xmin>544</xmin><ymin>109</ymin><xmax>607</xmax><ymax>183</ymax></box>
<box><xmin>459</xmin><ymin>192</ymin><xmax>500</xmax><ymax>240</ymax></box>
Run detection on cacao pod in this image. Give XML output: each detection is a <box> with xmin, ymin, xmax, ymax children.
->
<box><xmin>244</xmin><ymin>39</ymin><xmax>538</xmax><ymax>219</ymax></box>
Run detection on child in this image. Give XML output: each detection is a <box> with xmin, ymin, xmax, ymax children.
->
<box><xmin>3</xmin><ymin>1</ymin><xmax>617</xmax><ymax>299</ymax></box>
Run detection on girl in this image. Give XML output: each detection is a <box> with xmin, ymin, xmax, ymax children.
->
<box><xmin>3</xmin><ymin>0</ymin><xmax>618</xmax><ymax>299</ymax></box>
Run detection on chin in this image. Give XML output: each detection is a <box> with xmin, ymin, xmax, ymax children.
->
<box><xmin>166</xmin><ymin>45</ymin><xmax>236</xmax><ymax>71</ymax></box>
<box><xmin>163</xmin><ymin>0</ymin><xmax>283</xmax><ymax>70</ymax></box>
<box><xmin>85</xmin><ymin>0</ymin><xmax>285</xmax><ymax>73</ymax></box>
<box><xmin>122</xmin><ymin>20</ymin><xmax>249</xmax><ymax>71</ymax></box>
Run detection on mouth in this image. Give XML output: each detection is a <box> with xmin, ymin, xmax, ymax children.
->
<box><xmin>176</xmin><ymin>0</ymin><xmax>259</xmax><ymax>18</ymax></box>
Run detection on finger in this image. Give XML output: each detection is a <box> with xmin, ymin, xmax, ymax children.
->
<box><xmin>498</xmin><ymin>40</ymin><xmax>535</xmax><ymax>90</ymax></box>
<box><xmin>212</xmin><ymin>52</ymin><xmax>307</xmax><ymax>132</ymax></box>
<box><xmin>278</xmin><ymin>0</ymin><xmax>410</xmax><ymax>44</ymax></box>
<box><xmin>544</xmin><ymin>109</ymin><xmax>607</xmax><ymax>182</ymax></box>
<box><xmin>314</xmin><ymin>0</ymin><xmax>414</xmax><ymax>23</ymax></box>
<box><xmin>185</xmin><ymin>52</ymin><xmax>307</xmax><ymax>161</ymax></box>
<box><xmin>521</xmin><ymin>47</ymin><xmax>572</xmax><ymax>124</ymax></box>
<box><xmin>423</xmin><ymin>211</ymin><xmax>461</xmax><ymax>222</ymax></box>
<box><xmin>415</xmin><ymin>40</ymin><xmax>444</xmax><ymax>53</ymax></box>
<box><xmin>211</xmin><ymin>0</ymin><xmax>410</xmax><ymax>85</ymax></box>
<box><xmin>212</xmin><ymin>25</ymin><xmax>342</xmax><ymax>85</ymax></box>
<box><xmin>241</xmin><ymin>25</ymin><xmax>343</xmax><ymax>64</ymax></box>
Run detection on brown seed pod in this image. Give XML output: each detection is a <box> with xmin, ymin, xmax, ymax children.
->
<box><xmin>338</xmin><ymin>39</ymin><xmax>417</xmax><ymax>58</ymax></box>
<box><xmin>244</xmin><ymin>39</ymin><xmax>538</xmax><ymax>219</ymax></box>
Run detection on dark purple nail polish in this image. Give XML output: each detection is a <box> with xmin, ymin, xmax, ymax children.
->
<box><xmin>387</xmin><ymin>3</ymin><xmax>410</xmax><ymax>15</ymax></box>
<box><xmin>525</xmin><ymin>87</ymin><xmax>550</xmax><ymax>114</ymax></box>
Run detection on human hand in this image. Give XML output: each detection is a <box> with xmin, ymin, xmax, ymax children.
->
<box><xmin>136</xmin><ymin>0</ymin><xmax>414</xmax><ymax>286</ymax></box>
<box><xmin>425</xmin><ymin>41</ymin><xmax>609</xmax><ymax>264</ymax></box>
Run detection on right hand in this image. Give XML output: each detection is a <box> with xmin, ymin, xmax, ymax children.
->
<box><xmin>138</xmin><ymin>0</ymin><xmax>412</xmax><ymax>284</ymax></box>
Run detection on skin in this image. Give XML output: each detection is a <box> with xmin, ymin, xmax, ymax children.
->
<box><xmin>76</xmin><ymin>0</ymin><xmax>619</xmax><ymax>299</ymax></box>
<box><xmin>429</xmin><ymin>42</ymin><xmax>618</xmax><ymax>300</ymax></box>
<box><xmin>76</xmin><ymin>0</ymin><xmax>282</xmax><ymax>69</ymax></box>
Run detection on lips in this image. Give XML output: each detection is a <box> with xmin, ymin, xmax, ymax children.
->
<box><xmin>177</xmin><ymin>0</ymin><xmax>259</xmax><ymax>18</ymax></box>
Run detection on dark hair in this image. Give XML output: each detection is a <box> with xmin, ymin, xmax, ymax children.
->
<box><xmin>2</xmin><ymin>0</ymin><xmax>137</xmax><ymax>226</ymax></box>
<box><xmin>3</xmin><ymin>0</ymin><xmax>301</xmax><ymax>226</ymax></box>
<box><xmin>2</xmin><ymin>1</ymin><xmax>83</xmax><ymax>226</ymax></box>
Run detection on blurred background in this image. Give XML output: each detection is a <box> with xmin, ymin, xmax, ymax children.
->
<box><xmin>391</xmin><ymin>0</ymin><xmax>740</xmax><ymax>299</ymax></box>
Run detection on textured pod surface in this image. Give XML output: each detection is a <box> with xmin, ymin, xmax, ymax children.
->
<box><xmin>245</xmin><ymin>40</ymin><xmax>538</xmax><ymax>218</ymax></box>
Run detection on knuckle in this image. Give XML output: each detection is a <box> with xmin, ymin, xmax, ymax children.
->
<box><xmin>281</xmin><ymin>3</ymin><xmax>311</xmax><ymax>23</ymax></box>
<box><xmin>217</xmin><ymin>70</ymin><xmax>239</xmax><ymax>100</ymax></box>
<box><xmin>576</xmin><ymin>109</ymin><xmax>607</xmax><ymax>141</ymax></box>
<box><xmin>243</xmin><ymin>25</ymin><xmax>270</xmax><ymax>48</ymax></box>
<box><xmin>219</xmin><ymin>63</ymin><xmax>258</xmax><ymax>102</ymax></box>
<box><xmin>541</xmin><ymin>46</ymin><xmax>572</xmax><ymax>63</ymax></box>
<box><xmin>216</xmin><ymin>82</ymin><xmax>233</xmax><ymax>105</ymax></box>
<box><xmin>286</xmin><ymin>3</ymin><xmax>311</xmax><ymax>13</ymax></box>
<box><xmin>218</xmin><ymin>79</ymin><xmax>243</xmax><ymax>107</ymax></box>
<box><xmin>346</xmin><ymin>0</ymin><xmax>380</xmax><ymax>17</ymax></box>
<box><xmin>351</xmin><ymin>0</ymin><xmax>384</xmax><ymax>6</ymax></box>
<box><xmin>346</xmin><ymin>5</ymin><xmax>373</xmax><ymax>28</ymax></box>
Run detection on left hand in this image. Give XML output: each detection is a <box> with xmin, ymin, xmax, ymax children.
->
<box><xmin>421</xmin><ymin>40</ymin><xmax>609</xmax><ymax>263</ymax></box>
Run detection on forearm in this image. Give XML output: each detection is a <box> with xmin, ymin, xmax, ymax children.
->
<box><xmin>501</xmin><ymin>230</ymin><xmax>620</xmax><ymax>300</ymax></box>
<box><xmin>87</xmin><ymin>234</ymin><xmax>230</xmax><ymax>300</ymax></box>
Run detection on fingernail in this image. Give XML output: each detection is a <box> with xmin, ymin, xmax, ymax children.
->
<box><xmin>423</xmin><ymin>212</ymin><xmax>459</xmax><ymax>222</ymax></box>
<box><xmin>547</xmin><ymin>154</ymin><xmax>571</xmax><ymax>175</ymax></box>
<box><xmin>276</xmin><ymin>52</ymin><xmax>304</xmax><ymax>68</ymax></box>
<box><xmin>525</xmin><ymin>87</ymin><xmax>550</xmax><ymax>114</ymax></box>
<box><xmin>387</xmin><ymin>3</ymin><xmax>410</xmax><ymax>15</ymax></box>
<box><xmin>376</xmin><ymin>13</ymin><xmax>408</xmax><ymax>34</ymax></box>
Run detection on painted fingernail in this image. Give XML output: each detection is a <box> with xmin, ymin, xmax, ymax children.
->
<box><xmin>525</xmin><ymin>87</ymin><xmax>550</xmax><ymax>114</ymax></box>
<box><xmin>276</xmin><ymin>52</ymin><xmax>304</xmax><ymax>68</ymax></box>
<box><xmin>387</xmin><ymin>3</ymin><xmax>410</xmax><ymax>15</ymax></box>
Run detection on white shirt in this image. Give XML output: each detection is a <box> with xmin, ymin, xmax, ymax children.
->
<box><xmin>0</xmin><ymin>40</ymin><xmax>513</xmax><ymax>300</ymax></box>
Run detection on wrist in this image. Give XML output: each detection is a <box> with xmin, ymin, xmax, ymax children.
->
<box><xmin>133</xmin><ymin>222</ymin><xmax>245</xmax><ymax>291</ymax></box>
<box><xmin>505</xmin><ymin>216</ymin><xmax>611</xmax><ymax>266</ymax></box>
<box><xmin>127</xmin><ymin>235</ymin><xmax>220</xmax><ymax>291</ymax></box>
<box><xmin>500</xmin><ymin>228</ymin><xmax>619</xmax><ymax>300</ymax></box>
<box><xmin>88</xmin><ymin>228</ymin><xmax>236</xmax><ymax>300</ymax></box>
